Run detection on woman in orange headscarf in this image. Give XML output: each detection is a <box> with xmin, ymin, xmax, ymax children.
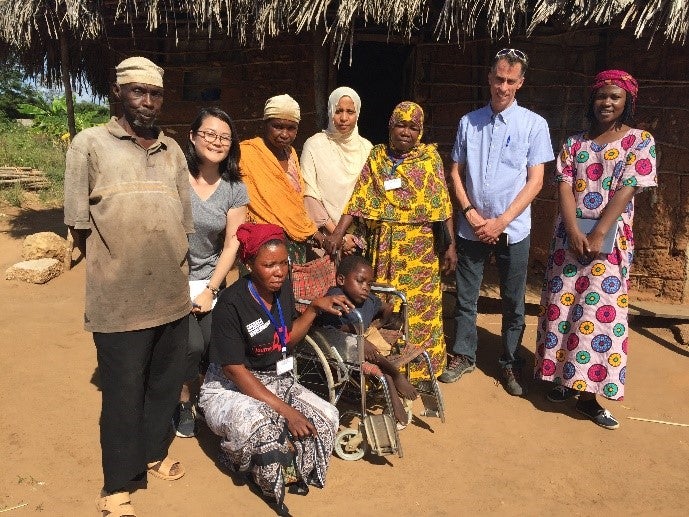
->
<box><xmin>324</xmin><ymin>101</ymin><xmax>455</xmax><ymax>382</ymax></box>
<box><xmin>239</xmin><ymin>94</ymin><xmax>324</xmax><ymax>264</ymax></box>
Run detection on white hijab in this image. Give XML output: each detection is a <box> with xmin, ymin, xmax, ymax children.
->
<box><xmin>323</xmin><ymin>86</ymin><xmax>371</xmax><ymax>176</ymax></box>
<box><xmin>301</xmin><ymin>86</ymin><xmax>372</xmax><ymax>223</ymax></box>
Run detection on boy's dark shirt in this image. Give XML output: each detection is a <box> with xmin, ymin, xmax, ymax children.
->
<box><xmin>315</xmin><ymin>286</ymin><xmax>381</xmax><ymax>331</ymax></box>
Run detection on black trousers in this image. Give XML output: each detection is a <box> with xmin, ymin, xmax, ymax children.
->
<box><xmin>94</xmin><ymin>317</ymin><xmax>187</xmax><ymax>493</ymax></box>
<box><xmin>185</xmin><ymin>311</ymin><xmax>212</xmax><ymax>382</ymax></box>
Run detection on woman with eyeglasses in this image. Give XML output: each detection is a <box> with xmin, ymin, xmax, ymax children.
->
<box><xmin>240</xmin><ymin>94</ymin><xmax>325</xmax><ymax>264</ymax></box>
<box><xmin>174</xmin><ymin>107</ymin><xmax>249</xmax><ymax>438</ymax></box>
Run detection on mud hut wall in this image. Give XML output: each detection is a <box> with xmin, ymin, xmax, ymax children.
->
<box><xmin>103</xmin><ymin>26</ymin><xmax>688</xmax><ymax>303</ymax></box>
<box><xmin>105</xmin><ymin>31</ymin><xmax>319</xmax><ymax>148</ymax></box>
<box><xmin>414</xmin><ymin>29</ymin><xmax>689</xmax><ymax>303</ymax></box>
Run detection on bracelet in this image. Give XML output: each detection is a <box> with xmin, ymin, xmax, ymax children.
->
<box><xmin>206</xmin><ymin>285</ymin><xmax>219</xmax><ymax>298</ymax></box>
<box><xmin>307</xmin><ymin>231</ymin><xmax>324</xmax><ymax>248</ymax></box>
<box><xmin>462</xmin><ymin>205</ymin><xmax>475</xmax><ymax>216</ymax></box>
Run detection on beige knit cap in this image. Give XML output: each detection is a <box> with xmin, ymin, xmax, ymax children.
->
<box><xmin>263</xmin><ymin>94</ymin><xmax>300</xmax><ymax>123</ymax></box>
<box><xmin>115</xmin><ymin>56</ymin><xmax>164</xmax><ymax>88</ymax></box>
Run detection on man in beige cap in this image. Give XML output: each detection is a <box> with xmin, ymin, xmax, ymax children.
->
<box><xmin>64</xmin><ymin>56</ymin><xmax>192</xmax><ymax>516</ymax></box>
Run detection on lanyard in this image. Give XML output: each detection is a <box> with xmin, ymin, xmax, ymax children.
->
<box><xmin>387</xmin><ymin>152</ymin><xmax>404</xmax><ymax>177</ymax></box>
<box><xmin>248</xmin><ymin>280</ymin><xmax>288</xmax><ymax>358</ymax></box>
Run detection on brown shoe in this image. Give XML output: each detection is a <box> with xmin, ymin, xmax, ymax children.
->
<box><xmin>438</xmin><ymin>354</ymin><xmax>475</xmax><ymax>383</ymax></box>
<box><xmin>502</xmin><ymin>366</ymin><xmax>526</xmax><ymax>396</ymax></box>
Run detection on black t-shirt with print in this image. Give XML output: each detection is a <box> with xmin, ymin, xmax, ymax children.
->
<box><xmin>209</xmin><ymin>275</ymin><xmax>298</xmax><ymax>370</ymax></box>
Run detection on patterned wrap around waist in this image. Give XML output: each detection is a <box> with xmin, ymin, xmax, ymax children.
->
<box><xmin>199</xmin><ymin>363</ymin><xmax>338</xmax><ymax>505</ymax></box>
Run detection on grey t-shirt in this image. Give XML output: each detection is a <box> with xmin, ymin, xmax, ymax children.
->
<box><xmin>188</xmin><ymin>178</ymin><xmax>249</xmax><ymax>281</ymax></box>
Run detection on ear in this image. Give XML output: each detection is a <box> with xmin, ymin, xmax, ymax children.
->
<box><xmin>112</xmin><ymin>82</ymin><xmax>121</xmax><ymax>100</ymax></box>
<box><xmin>189</xmin><ymin>130</ymin><xmax>195</xmax><ymax>144</ymax></box>
<box><xmin>336</xmin><ymin>273</ymin><xmax>345</xmax><ymax>286</ymax></box>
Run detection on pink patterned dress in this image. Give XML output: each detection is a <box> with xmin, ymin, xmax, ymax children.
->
<box><xmin>534</xmin><ymin>128</ymin><xmax>657</xmax><ymax>400</ymax></box>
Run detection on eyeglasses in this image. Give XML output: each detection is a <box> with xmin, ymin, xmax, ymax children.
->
<box><xmin>495</xmin><ymin>48</ymin><xmax>528</xmax><ymax>66</ymax></box>
<box><xmin>196</xmin><ymin>130</ymin><xmax>231</xmax><ymax>146</ymax></box>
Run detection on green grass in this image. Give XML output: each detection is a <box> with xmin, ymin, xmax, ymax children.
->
<box><xmin>0</xmin><ymin>121</ymin><xmax>66</xmax><ymax>206</ymax></box>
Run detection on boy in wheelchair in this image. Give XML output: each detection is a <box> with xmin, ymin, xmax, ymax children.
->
<box><xmin>314</xmin><ymin>255</ymin><xmax>418</xmax><ymax>428</ymax></box>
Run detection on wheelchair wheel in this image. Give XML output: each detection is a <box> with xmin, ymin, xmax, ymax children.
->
<box><xmin>334</xmin><ymin>428</ymin><xmax>365</xmax><ymax>461</ymax></box>
<box><xmin>295</xmin><ymin>334</ymin><xmax>336</xmax><ymax>404</ymax></box>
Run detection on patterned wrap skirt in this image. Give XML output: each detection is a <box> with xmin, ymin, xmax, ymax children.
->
<box><xmin>200</xmin><ymin>363</ymin><xmax>339</xmax><ymax>505</ymax></box>
<box><xmin>364</xmin><ymin>219</ymin><xmax>446</xmax><ymax>381</ymax></box>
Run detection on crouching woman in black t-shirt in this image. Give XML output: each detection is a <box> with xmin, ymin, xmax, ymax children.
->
<box><xmin>199</xmin><ymin>222</ymin><xmax>352</xmax><ymax>508</ymax></box>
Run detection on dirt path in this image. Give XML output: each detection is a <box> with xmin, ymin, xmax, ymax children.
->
<box><xmin>1</xmin><ymin>205</ymin><xmax>688</xmax><ymax>516</ymax></box>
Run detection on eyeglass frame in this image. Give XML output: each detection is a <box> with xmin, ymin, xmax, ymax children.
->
<box><xmin>494</xmin><ymin>48</ymin><xmax>529</xmax><ymax>71</ymax></box>
<box><xmin>195</xmin><ymin>129</ymin><xmax>232</xmax><ymax>146</ymax></box>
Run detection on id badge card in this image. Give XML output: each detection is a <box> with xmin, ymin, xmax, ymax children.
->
<box><xmin>276</xmin><ymin>356</ymin><xmax>294</xmax><ymax>375</ymax></box>
<box><xmin>384</xmin><ymin>177</ymin><xmax>402</xmax><ymax>191</ymax></box>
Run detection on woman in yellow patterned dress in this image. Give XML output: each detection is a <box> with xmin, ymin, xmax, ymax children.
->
<box><xmin>324</xmin><ymin>101</ymin><xmax>455</xmax><ymax>381</ymax></box>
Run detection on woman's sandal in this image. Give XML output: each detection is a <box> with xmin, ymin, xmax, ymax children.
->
<box><xmin>147</xmin><ymin>457</ymin><xmax>185</xmax><ymax>481</ymax></box>
<box><xmin>96</xmin><ymin>491</ymin><xmax>136</xmax><ymax>517</ymax></box>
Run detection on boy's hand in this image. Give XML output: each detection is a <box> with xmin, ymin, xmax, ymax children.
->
<box><xmin>363</xmin><ymin>340</ymin><xmax>384</xmax><ymax>363</ymax></box>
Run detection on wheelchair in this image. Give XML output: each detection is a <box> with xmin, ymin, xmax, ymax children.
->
<box><xmin>290</xmin><ymin>255</ymin><xmax>445</xmax><ymax>461</ymax></box>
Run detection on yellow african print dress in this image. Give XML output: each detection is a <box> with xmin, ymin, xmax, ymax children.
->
<box><xmin>345</xmin><ymin>143</ymin><xmax>452</xmax><ymax>381</ymax></box>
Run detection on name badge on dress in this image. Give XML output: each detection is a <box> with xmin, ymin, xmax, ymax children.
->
<box><xmin>384</xmin><ymin>177</ymin><xmax>402</xmax><ymax>191</ymax></box>
<box><xmin>276</xmin><ymin>356</ymin><xmax>294</xmax><ymax>375</ymax></box>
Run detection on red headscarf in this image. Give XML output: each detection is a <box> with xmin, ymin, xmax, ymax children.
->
<box><xmin>236</xmin><ymin>223</ymin><xmax>285</xmax><ymax>263</ymax></box>
<box><xmin>590</xmin><ymin>69</ymin><xmax>638</xmax><ymax>110</ymax></box>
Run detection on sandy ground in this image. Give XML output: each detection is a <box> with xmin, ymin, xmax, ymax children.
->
<box><xmin>1</xmin><ymin>204</ymin><xmax>689</xmax><ymax>516</ymax></box>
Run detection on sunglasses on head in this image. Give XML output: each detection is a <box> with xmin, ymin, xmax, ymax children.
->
<box><xmin>495</xmin><ymin>48</ymin><xmax>528</xmax><ymax>65</ymax></box>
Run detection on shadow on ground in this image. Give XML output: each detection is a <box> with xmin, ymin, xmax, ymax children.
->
<box><xmin>2</xmin><ymin>206</ymin><xmax>66</xmax><ymax>238</ymax></box>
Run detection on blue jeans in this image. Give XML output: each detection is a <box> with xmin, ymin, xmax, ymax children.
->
<box><xmin>452</xmin><ymin>235</ymin><xmax>530</xmax><ymax>368</ymax></box>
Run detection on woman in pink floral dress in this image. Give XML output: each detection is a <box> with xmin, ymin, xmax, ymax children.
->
<box><xmin>534</xmin><ymin>70</ymin><xmax>657</xmax><ymax>430</ymax></box>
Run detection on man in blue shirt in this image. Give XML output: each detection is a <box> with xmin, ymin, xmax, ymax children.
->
<box><xmin>440</xmin><ymin>49</ymin><xmax>554</xmax><ymax>396</ymax></box>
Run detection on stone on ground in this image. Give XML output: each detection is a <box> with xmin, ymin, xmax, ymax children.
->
<box><xmin>22</xmin><ymin>231</ymin><xmax>68</xmax><ymax>263</ymax></box>
<box><xmin>5</xmin><ymin>258</ymin><xmax>62</xmax><ymax>284</ymax></box>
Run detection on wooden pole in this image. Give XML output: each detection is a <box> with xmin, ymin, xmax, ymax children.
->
<box><xmin>64</xmin><ymin>230</ymin><xmax>74</xmax><ymax>272</ymax></box>
<box><xmin>313</xmin><ymin>28</ymin><xmax>328</xmax><ymax>130</ymax></box>
<box><xmin>59</xmin><ymin>28</ymin><xmax>77</xmax><ymax>139</ymax></box>
<box><xmin>59</xmin><ymin>26</ymin><xmax>76</xmax><ymax>271</ymax></box>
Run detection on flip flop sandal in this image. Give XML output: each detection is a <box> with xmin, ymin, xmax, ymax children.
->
<box><xmin>147</xmin><ymin>457</ymin><xmax>185</xmax><ymax>481</ymax></box>
<box><xmin>96</xmin><ymin>491</ymin><xmax>136</xmax><ymax>517</ymax></box>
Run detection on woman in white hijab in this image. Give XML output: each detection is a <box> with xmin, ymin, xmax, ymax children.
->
<box><xmin>301</xmin><ymin>87</ymin><xmax>372</xmax><ymax>253</ymax></box>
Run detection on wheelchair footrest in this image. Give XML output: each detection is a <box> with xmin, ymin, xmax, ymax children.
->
<box><xmin>363</xmin><ymin>414</ymin><xmax>398</xmax><ymax>456</ymax></box>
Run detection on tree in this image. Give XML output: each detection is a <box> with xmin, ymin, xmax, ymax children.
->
<box><xmin>0</xmin><ymin>57</ymin><xmax>41</xmax><ymax>121</ymax></box>
<box><xmin>18</xmin><ymin>95</ymin><xmax>108</xmax><ymax>145</ymax></box>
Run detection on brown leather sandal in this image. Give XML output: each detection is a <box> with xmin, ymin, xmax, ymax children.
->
<box><xmin>96</xmin><ymin>491</ymin><xmax>136</xmax><ymax>516</ymax></box>
<box><xmin>147</xmin><ymin>457</ymin><xmax>185</xmax><ymax>481</ymax></box>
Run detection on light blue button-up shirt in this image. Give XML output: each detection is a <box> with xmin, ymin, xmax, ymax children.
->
<box><xmin>451</xmin><ymin>100</ymin><xmax>554</xmax><ymax>244</ymax></box>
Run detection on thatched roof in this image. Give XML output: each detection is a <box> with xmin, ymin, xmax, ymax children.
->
<box><xmin>1</xmin><ymin>0</ymin><xmax>687</xmax><ymax>93</ymax></box>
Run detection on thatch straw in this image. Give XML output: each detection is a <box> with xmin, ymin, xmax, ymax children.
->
<box><xmin>0</xmin><ymin>1</ymin><xmax>687</xmax><ymax>94</ymax></box>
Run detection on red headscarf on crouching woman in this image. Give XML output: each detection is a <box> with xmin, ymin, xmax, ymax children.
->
<box><xmin>236</xmin><ymin>223</ymin><xmax>285</xmax><ymax>264</ymax></box>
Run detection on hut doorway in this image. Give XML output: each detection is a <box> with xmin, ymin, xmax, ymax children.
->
<box><xmin>336</xmin><ymin>41</ymin><xmax>414</xmax><ymax>145</ymax></box>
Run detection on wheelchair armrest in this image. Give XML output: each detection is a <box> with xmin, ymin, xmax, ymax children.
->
<box><xmin>371</xmin><ymin>284</ymin><xmax>407</xmax><ymax>305</ymax></box>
